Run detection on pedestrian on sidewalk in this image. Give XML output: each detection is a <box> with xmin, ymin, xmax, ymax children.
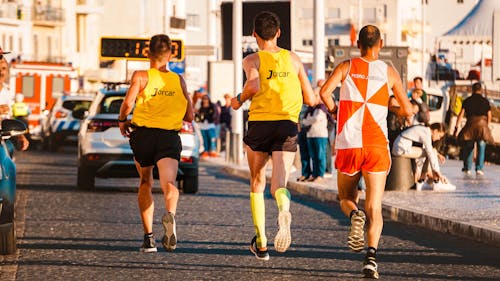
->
<box><xmin>118</xmin><ymin>34</ymin><xmax>194</xmax><ymax>253</ymax></box>
<box><xmin>297</xmin><ymin>104</ymin><xmax>312</xmax><ymax>182</ymax></box>
<box><xmin>301</xmin><ymin>91</ymin><xmax>333</xmax><ymax>183</ymax></box>
<box><xmin>196</xmin><ymin>94</ymin><xmax>219</xmax><ymax>157</ymax></box>
<box><xmin>319</xmin><ymin>25</ymin><xmax>413</xmax><ymax>279</ymax></box>
<box><xmin>231</xmin><ymin>11</ymin><xmax>316</xmax><ymax>261</ymax></box>
<box><xmin>454</xmin><ymin>82</ymin><xmax>494</xmax><ymax>177</ymax></box>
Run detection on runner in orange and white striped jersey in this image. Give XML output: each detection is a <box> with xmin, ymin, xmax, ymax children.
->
<box><xmin>319</xmin><ymin>25</ymin><xmax>413</xmax><ymax>279</ymax></box>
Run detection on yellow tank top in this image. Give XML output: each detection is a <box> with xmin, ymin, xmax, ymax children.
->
<box><xmin>131</xmin><ymin>69</ymin><xmax>187</xmax><ymax>130</ymax></box>
<box><xmin>248</xmin><ymin>49</ymin><xmax>302</xmax><ymax>122</ymax></box>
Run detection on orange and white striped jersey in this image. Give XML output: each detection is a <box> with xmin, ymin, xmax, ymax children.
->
<box><xmin>336</xmin><ymin>57</ymin><xmax>391</xmax><ymax>149</ymax></box>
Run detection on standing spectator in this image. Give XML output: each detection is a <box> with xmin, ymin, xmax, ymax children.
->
<box><xmin>196</xmin><ymin>95</ymin><xmax>218</xmax><ymax>157</ymax></box>
<box><xmin>12</xmin><ymin>93</ymin><xmax>30</xmax><ymax>126</ymax></box>
<box><xmin>409</xmin><ymin>76</ymin><xmax>427</xmax><ymax>103</ymax></box>
<box><xmin>219</xmin><ymin>93</ymin><xmax>232</xmax><ymax>152</ymax></box>
<box><xmin>297</xmin><ymin>104</ymin><xmax>312</xmax><ymax>181</ymax></box>
<box><xmin>0</xmin><ymin>50</ymin><xmax>29</xmax><ymax>151</ymax></box>
<box><xmin>118</xmin><ymin>34</ymin><xmax>194</xmax><ymax>253</ymax></box>
<box><xmin>320</xmin><ymin>25</ymin><xmax>413</xmax><ymax>279</ymax></box>
<box><xmin>230</xmin><ymin>11</ymin><xmax>316</xmax><ymax>261</ymax></box>
<box><xmin>301</xmin><ymin>98</ymin><xmax>332</xmax><ymax>183</ymax></box>
<box><xmin>454</xmin><ymin>82</ymin><xmax>494</xmax><ymax>176</ymax></box>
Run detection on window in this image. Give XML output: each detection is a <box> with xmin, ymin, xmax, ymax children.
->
<box><xmin>328</xmin><ymin>38</ymin><xmax>340</xmax><ymax>46</ymax></box>
<box><xmin>52</xmin><ymin>77</ymin><xmax>64</xmax><ymax>97</ymax></box>
<box><xmin>427</xmin><ymin>95</ymin><xmax>443</xmax><ymax>112</ymax></box>
<box><xmin>186</xmin><ymin>13</ymin><xmax>200</xmax><ymax>28</ymax></box>
<box><xmin>22</xmin><ymin>76</ymin><xmax>34</xmax><ymax>98</ymax></box>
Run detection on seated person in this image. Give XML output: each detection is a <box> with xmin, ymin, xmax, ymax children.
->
<box><xmin>391</xmin><ymin>122</ymin><xmax>455</xmax><ymax>191</ymax></box>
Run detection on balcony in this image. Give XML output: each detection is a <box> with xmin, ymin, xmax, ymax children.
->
<box><xmin>32</xmin><ymin>4</ymin><xmax>65</xmax><ymax>26</ymax></box>
<box><xmin>0</xmin><ymin>2</ymin><xmax>22</xmax><ymax>25</ymax></box>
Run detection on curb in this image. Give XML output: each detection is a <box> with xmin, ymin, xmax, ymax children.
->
<box><xmin>222</xmin><ymin>165</ymin><xmax>500</xmax><ymax>247</ymax></box>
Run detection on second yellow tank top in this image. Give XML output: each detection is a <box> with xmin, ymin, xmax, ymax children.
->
<box><xmin>248</xmin><ymin>49</ymin><xmax>302</xmax><ymax>122</ymax></box>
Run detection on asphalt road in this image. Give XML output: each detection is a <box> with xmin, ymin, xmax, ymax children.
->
<box><xmin>1</xmin><ymin>149</ymin><xmax>499</xmax><ymax>280</ymax></box>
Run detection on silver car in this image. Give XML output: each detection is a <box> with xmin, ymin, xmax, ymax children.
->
<box><xmin>76</xmin><ymin>86</ymin><xmax>200</xmax><ymax>193</ymax></box>
<box><xmin>41</xmin><ymin>94</ymin><xmax>94</xmax><ymax>151</ymax></box>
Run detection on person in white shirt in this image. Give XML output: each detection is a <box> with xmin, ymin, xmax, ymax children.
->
<box><xmin>392</xmin><ymin>123</ymin><xmax>453</xmax><ymax>191</ymax></box>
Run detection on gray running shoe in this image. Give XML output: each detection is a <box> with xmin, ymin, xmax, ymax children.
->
<box><xmin>363</xmin><ymin>255</ymin><xmax>379</xmax><ymax>279</ymax></box>
<box><xmin>162</xmin><ymin>212</ymin><xmax>177</xmax><ymax>252</ymax></box>
<box><xmin>348</xmin><ymin>210</ymin><xmax>366</xmax><ymax>252</ymax></box>
<box><xmin>140</xmin><ymin>233</ymin><xmax>157</xmax><ymax>253</ymax></box>
<box><xmin>274</xmin><ymin>210</ymin><xmax>292</xmax><ymax>253</ymax></box>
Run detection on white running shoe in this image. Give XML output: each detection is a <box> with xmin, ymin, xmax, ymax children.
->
<box><xmin>274</xmin><ymin>210</ymin><xmax>292</xmax><ymax>252</ymax></box>
<box><xmin>162</xmin><ymin>212</ymin><xmax>177</xmax><ymax>252</ymax></box>
<box><xmin>432</xmin><ymin>182</ymin><xmax>456</xmax><ymax>191</ymax></box>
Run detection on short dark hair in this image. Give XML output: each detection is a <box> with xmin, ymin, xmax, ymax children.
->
<box><xmin>358</xmin><ymin>25</ymin><xmax>381</xmax><ymax>48</ymax></box>
<box><xmin>472</xmin><ymin>82</ymin><xmax>482</xmax><ymax>93</ymax></box>
<box><xmin>149</xmin><ymin>34</ymin><xmax>171</xmax><ymax>60</ymax></box>
<box><xmin>253</xmin><ymin>11</ymin><xmax>280</xmax><ymax>40</ymax></box>
<box><xmin>413</xmin><ymin>76</ymin><xmax>423</xmax><ymax>83</ymax></box>
<box><xmin>430</xmin><ymin>122</ymin><xmax>445</xmax><ymax>132</ymax></box>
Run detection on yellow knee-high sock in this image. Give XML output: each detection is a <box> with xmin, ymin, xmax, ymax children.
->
<box><xmin>250</xmin><ymin>192</ymin><xmax>267</xmax><ymax>248</ymax></box>
<box><xmin>275</xmin><ymin>187</ymin><xmax>291</xmax><ymax>212</ymax></box>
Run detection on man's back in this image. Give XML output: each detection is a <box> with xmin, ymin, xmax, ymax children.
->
<box><xmin>336</xmin><ymin>58</ymin><xmax>390</xmax><ymax>149</ymax></box>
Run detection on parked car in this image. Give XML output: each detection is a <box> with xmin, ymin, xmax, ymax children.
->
<box><xmin>76</xmin><ymin>86</ymin><xmax>200</xmax><ymax>193</ymax></box>
<box><xmin>41</xmin><ymin>94</ymin><xmax>94</xmax><ymax>151</ymax></box>
<box><xmin>0</xmin><ymin>119</ymin><xmax>28</xmax><ymax>254</ymax></box>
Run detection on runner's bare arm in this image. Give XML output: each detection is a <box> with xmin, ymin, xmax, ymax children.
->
<box><xmin>290</xmin><ymin>51</ymin><xmax>316</xmax><ymax>106</ymax></box>
<box><xmin>388</xmin><ymin>66</ymin><xmax>413</xmax><ymax>117</ymax></box>
<box><xmin>231</xmin><ymin>54</ymin><xmax>260</xmax><ymax>110</ymax></box>
<box><xmin>320</xmin><ymin>60</ymin><xmax>348</xmax><ymax>113</ymax></box>
<box><xmin>118</xmin><ymin>70</ymin><xmax>147</xmax><ymax>136</ymax></box>
<box><xmin>179</xmin><ymin>75</ymin><xmax>194</xmax><ymax>122</ymax></box>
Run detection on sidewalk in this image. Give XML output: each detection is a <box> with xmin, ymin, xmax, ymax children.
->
<box><xmin>205</xmin><ymin>154</ymin><xmax>500</xmax><ymax>246</ymax></box>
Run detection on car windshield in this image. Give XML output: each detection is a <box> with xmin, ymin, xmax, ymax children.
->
<box><xmin>99</xmin><ymin>95</ymin><xmax>126</xmax><ymax>114</ymax></box>
<box><xmin>62</xmin><ymin>100</ymin><xmax>92</xmax><ymax>112</ymax></box>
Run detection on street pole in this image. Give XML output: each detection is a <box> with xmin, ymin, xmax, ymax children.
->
<box><xmin>313</xmin><ymin>0</ymin><xmax>325</xmax><ymax>83</ymax></box>
<box><xmin>231</xmin><ymin>0</ymin><xmax>243</xmax><ymax>164</ymax></box>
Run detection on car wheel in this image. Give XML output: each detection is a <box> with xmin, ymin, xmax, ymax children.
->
<box><xmin>77</xmin><ymin>165</ymin><xmax>96</xmax><ymax>190</ymax></box>
<box><xmin>0</xmin><ymin>200</ymin><xmax>16</xmax><ymax>254</ymax></box>
<box><xmin>182</xmin><ymin>174</ymin><xmax>198</xmax><ymax>194</ymax></box>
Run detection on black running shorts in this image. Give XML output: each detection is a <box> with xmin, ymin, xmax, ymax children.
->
<box><xmin>243</xmin><ymin>120</ymin><xmax>298</xmax><ymax>153</ymax></box>
<box><xmin>129</xmin><ymin>127</ymin><xmax>182</xmax><ymax>167</ymax></box>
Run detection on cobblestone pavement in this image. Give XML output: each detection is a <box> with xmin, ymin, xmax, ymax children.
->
<box><xmin>0</xmin><ymin>150</ymin><xmax>499</xmax><ymax>280</ymax></box>
<box><xmin>217</xmin><ymin>154</ymin><xmax>500</xmax><ymax>246</ymax></box>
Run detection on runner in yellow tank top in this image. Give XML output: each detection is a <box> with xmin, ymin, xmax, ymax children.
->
<box><xmin>118</xmin><ymin>34</ymin><xmax>194</xmax><ymax>254</ymax></box>
<box><xmin>231</xmin><ymin>11</ymin><xmax>317</xmax><ymax>261</ymax></box>
<box><xmin>249</xmin><ymin>49</ymin><xmax>302</xmax><ymax>122</ymax></box>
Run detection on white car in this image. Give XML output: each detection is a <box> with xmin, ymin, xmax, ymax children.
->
<box><xmin>76</xmin><ymin>86</ymin><xmax>200</xmax><ymax>192</ymax></box>
<box><xmin>41</xmin><ymin>94</ymin><xmax>94</xmax><ymax>151</ymax></box>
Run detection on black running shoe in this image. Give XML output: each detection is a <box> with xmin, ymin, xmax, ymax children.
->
<box><xmin>249</xmin><ymin>236</ymin><xmax>269</xmax><ymax>261</ymax></box>
<box><xmin>348</xmin><ymin>210</ymin><xmax>366</xmax><ymax>252</ymax></box>
<box><xmin>140</xmin><ymin>233</ymin><xmax>157</xmax><ymax>253</ymax></box>
<box><xmin>363</xmin><ymin>255</ymin><xmax>379</xmax><ymax>279</ymax></box>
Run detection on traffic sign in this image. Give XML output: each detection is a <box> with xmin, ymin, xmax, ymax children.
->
<box><xmin>100</xmin><ymin>37</ymin><xmax>184</xmax><ymax>62</ymax></box>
